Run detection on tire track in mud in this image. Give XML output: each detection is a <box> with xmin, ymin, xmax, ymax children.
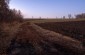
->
<box><xmin>7</xmin><ymin>22</ymin><xmax>85</xmax><ymax>55</ymax></box>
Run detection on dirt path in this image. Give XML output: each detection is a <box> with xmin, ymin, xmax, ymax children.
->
<box><xmin>5</xmin><ymin>22</ymin><xmax>84</xmax><ymax>55</ymax></box>
<box><xmin>30</xmin><ymin>23</ymin><xmax>84</xmax><ymax>53</ymax></box>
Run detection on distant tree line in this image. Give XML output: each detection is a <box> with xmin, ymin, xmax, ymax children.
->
<box><xmin>75</xmin><ymin>13</ymin><xmax>85</xmax><ymax>19</ymax></box>
<box><xmin>0</xmin><ymin>0</ymin><xmax>23</xmax><ymax>22</ymax></box>
<box><xmin>62</xmin><ymin>13</ymin><xmax>85</xmax><ymax>19</ymax></box>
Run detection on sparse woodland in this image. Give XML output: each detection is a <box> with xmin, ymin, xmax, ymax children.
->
<box><xmin>0</xmin><ymin>0</ymin><xmax>23</xmax><ymax>22</ymax></box>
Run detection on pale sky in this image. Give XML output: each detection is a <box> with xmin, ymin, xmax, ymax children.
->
<box><xmin>9</xmin><ymin>0</ymin><xmax>85</xmax><ymax>18</ymax></box>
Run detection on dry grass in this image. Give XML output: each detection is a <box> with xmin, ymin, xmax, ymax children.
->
<box><xmin>25</xmin><ymin>18</ymin><xmax>85</xmax><ymax>23</ymax></box>
<box><xmin>0</xmin><ymin>20</ymin><xmax>85</xmax><ymax>55</ymax></box>
<box><xmin>7</xmin><ymin>22</ymin><xmax>84</xmax><ymax>55</ymax></box>
<box><xmin>31</xmin><ymin>23</ymin><xmax>84</xmax><ymax>52</ymax></box>
<box><xmin>0</xmin><ymin>22</ymin><xmax>22</xmax><ymax>54</ymax></box>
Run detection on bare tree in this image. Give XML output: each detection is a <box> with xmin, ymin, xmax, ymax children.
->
<box><xmin>75</xmin><ymin>13</ymin><xmax>85</xmax><ymax>19</ymax></box>
<box><xmin>5</xmin><ymin>0</ymin><xmax>10</xmax><ymax>4</ymax></box>
<box><xmin>63</xmin><ymin>16</ymin><xmax>65</xmax><ymax>19</ymax></box>
<box><xmin>39</xmin><ymin>16</ymin><xmax>41</xmax><ymax>19</ymax></box>
<box><xmin>32</xmin><ymin>16</ymin><xmax>33</xmax><ymax>18</ymax></box>
<box><xmin>9</xmin><ymin>9</ymin><xmax>23</xmax><ymax>22</ymax></box>
<box><xmin>68</xmin><ymin>14</ymin><xmax>71</xmax><ymax>19</ymax></box>
<box><xmin>0</xmin><ymin>0</ymin><xmax>10</xmax><ymax>21</ymax></box>
<box><xmin>0</xmin><ymin>0</ymin><xmax>23</xmax><ymax>22</ymax></box>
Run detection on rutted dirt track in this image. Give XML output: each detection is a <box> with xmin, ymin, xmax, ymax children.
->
<box><xmin>0</xmin><ymin>22</ymin><xmax>85</xmax><ymax>55</ymax></box>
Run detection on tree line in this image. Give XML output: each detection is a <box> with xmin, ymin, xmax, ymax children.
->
<box><xmin>0</xmin><ymin>0</ymin><xmax>23</xmax><ymax>22</ymax></box>
<box><xmin>63</xmin><ymin>13</ymin><xmax>85</xmax><ymax>19</ymax></box>
<box><xmin>75</xmin><ymin>13</ymin><xmax>85</xmax><ymax>19</ymax></box>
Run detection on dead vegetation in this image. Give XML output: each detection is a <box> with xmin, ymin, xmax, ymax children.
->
<box><xmin>0</xmin><ymin>21</ymin><xmax>85</xmax><ymax>55</ymax></box>
<box><xmin>0</xmin><ymin>22</ymin><xmax>21</xmax><ymax>54</ymax></box>
<box><xmin>3</xmin><ymin>22</ymin><xmax>85</xmax><ymax>55</ymax></box>
<box><xmin>36</xmin><ymin>21</ymin><xmax>85</xmax><ymax>46</ymax></box>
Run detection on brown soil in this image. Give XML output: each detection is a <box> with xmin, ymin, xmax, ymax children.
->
<box><xmin>36</xmin><ymin>21</ymin><xmax>85</xmax><ymax>45</ymax></box>
<box><xmin>5</xmin><ymin>22</ymin><xmax>85</xmax><ymax>55</ymax></box>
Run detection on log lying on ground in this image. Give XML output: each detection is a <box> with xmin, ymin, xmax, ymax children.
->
<box><xmin>30</xmin><ymin>23</ymin><xmax>84</xmax><ymax>54</ymax></box>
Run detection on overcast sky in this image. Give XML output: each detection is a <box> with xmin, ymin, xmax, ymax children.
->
<box><xmin>9</xmin><ymin>0</ymin><xmax>85</xmax><ymax>18</ymax></box>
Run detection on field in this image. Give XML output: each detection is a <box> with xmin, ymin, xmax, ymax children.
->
<box><xmin>25</xmin><ymin>18</ymin><xmax>85</xmax><ymax>23</ymax></box>
<box><xmin>36</xmin><ymin>20</ymin><xmax>85</xmax><ymax>41</ymax></box>
<box><xmin>0</xmin><ymin>18</ymin><xmax>85</xmax><ymax>55</ymax></box>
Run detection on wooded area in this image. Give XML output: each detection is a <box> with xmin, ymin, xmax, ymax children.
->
<box><xmin>0</xmin><ymin>0</ymin><xmax>23</xmax><ymax>22</ymax></box>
